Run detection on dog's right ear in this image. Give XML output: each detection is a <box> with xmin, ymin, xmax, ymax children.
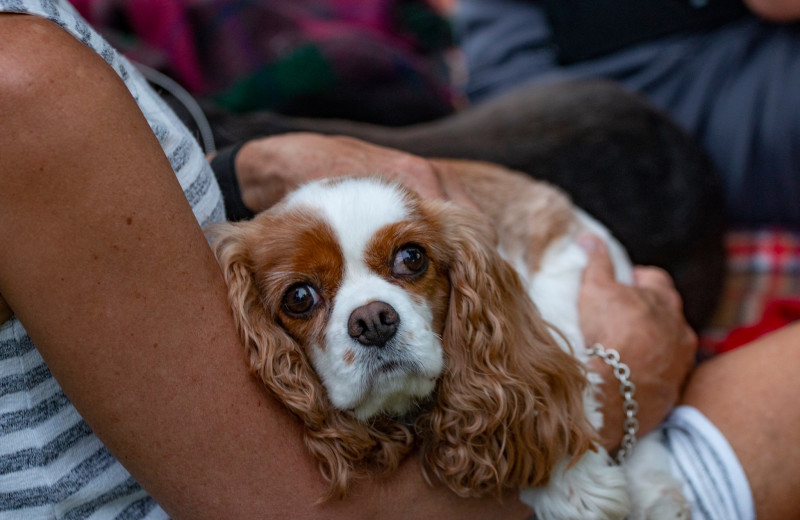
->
<box><xmin>209</xmin><ymin>221</ymin><xmax>328</xmax><ymax>419</ymax></box>
<box><xmin>209</xmin><ymin>221</ymin><xmax>278</xmax><ymax>370</ymax></box>
<box><xmin>208</xmin><ymin>221</ymin><xmax>316</xmax><ymax>402</ymax></box>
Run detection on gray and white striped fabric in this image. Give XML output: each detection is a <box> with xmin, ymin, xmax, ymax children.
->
<box><xmin>1</xmin><ymin>319</ymin><xmax>166</xmax><ymax>520</ymax></box>
<box><xmin>0</xmin><ymin>1</ymin><xmax>224</xmax><ymax>518</ymax></box>
<box><xmin>661</xmin><ymin>405</ymin><xmax>755</xmax><ymax>520</ymax></box>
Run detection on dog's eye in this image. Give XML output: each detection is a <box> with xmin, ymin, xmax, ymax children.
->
<box><xmin>282</xmin><ymin>283</ymin><xmax>319</xmax><ymax>317</ymax></box>
<box><xmin>392</xmin><ymin>244</ymin><xmax>428</xmax><ymax>277</ymax></box>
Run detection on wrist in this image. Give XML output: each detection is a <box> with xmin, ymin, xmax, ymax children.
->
<box><xmin>588</xmin><ymin>344</ymin><xmax>639</xmax><ymax>462</ymax></box>
<box><xmin>209</xmin><ymin>141</ymin><xmax>256</xmax><ymax>221</ymax></box>
<box><xmin>743</xmin><ymin>0</ymin><xmax>800</xmax><ymax>21</ymax></box>
<box><xmin>590</xmin><ymin>357</ymin><xmax>624</xmax><ymax>452</ymax></box>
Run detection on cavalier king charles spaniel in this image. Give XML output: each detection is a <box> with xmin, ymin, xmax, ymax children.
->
<box><xmin>209</xmin><ymin>160</ymin><xmax>689</xmax><ymax>519</ymax></box>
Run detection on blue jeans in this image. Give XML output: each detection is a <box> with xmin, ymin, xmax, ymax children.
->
<box><xmin>456</xmin><ymin>0</ymin><xmax>800</xmax><ymax>227</ymax></box>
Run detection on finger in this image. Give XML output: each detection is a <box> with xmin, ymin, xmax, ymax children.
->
<box><xmin>579</xmin><ymin>235</ymin><xmax>616</xmax><ymax>286</ymax></box>
<box><xmin>633</xmin><ymin>267</ymin><xmax>683</xmax><ymax>310</ymax></box>
<box><xmin>633</xmin><ymin>266</ymin><xmax>674</xmax><ymax>290</ymax></box>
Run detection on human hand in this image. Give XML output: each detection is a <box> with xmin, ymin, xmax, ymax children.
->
<box><xmin>232</xmin><ymin>133</ymin><xmax>477</xmax><ymax>211</ymax></box>
<box><xmin>578</xmin><ymin>236</ymin><xmax>697</xmax><ymax>452</ymax></box>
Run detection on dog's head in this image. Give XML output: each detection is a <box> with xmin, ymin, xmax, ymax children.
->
<box><xmin>210</xmin><ymin>177</ymin><xmax>594</xmax><ymax>499</ymax></box>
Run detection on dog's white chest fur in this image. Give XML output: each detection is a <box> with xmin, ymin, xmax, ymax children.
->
<box><xmin>515</xmin><ymin>208</ymin><xmax>633</xmax><ymax>354</ymax></box>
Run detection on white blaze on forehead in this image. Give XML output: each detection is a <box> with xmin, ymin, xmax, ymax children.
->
<box><xmin>283</xmin><ymin>179</ymin><xmax>441</xmax><ymax>418</ymax></box>
<box><xmin>284</xmin><ymin>178</ymin><xmax>411</xmax><ymax>266</ymax></box>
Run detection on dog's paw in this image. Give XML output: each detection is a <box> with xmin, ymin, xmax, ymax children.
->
<box><xmin>521</xmin><ymin>450</ymin><xmax>630</xmax><ymax>520</ymax></box>
<box><xmin>625</xmin><ymin>433</ymin><xmax>691</xmax><ymax>520</ymax></box>
<box><xmin>639</xmin><ymin>487</ymin><xmax>691</xmax><ymax>520</ymax></box>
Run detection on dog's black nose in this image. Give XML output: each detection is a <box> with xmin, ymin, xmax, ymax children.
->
<box><xmin>348</xmin><ymin>301</ymin><xmax>399</xmax><ymax>347</ymax></box>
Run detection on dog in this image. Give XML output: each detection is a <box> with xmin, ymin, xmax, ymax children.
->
<box><xmin>209</xmin><ymin>161</ymin><xmax>690</xmax><ymax>519</ymax></box>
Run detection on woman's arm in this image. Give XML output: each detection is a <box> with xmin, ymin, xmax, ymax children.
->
<box><xmin>0</xmin><ymin>15</ymin><xmax>529</xmax><ymax>520</ymax></box>
<box><xmin>681</xmin><ymin>322</ymin><xmax>800</xmax><ymax>520</ymax></box>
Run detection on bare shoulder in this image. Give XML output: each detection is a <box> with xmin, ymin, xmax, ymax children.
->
<box><xmin>0</xmin><ymin>11</ymin><xmax>149</xmax><ymax>189</ymax></box>
<box><xmin>0</xmin><ymin>13</ymin><xmax>126</xmax><ymax>117</ymax></box>
<box><xmin>0</xmin><ymin>14</ymin><xmax>86</xmax><ymax>78</ymax></box>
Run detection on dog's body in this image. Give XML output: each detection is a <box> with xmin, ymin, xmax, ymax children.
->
<box><xmin>210</xmin><ymin>162</ymin><xmax>690</xmax><ymax>519</ymax></box>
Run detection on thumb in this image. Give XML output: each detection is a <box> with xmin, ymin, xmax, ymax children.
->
<box><xmin>579</xmin><ymin>234</ymin><xmax>615</xmax><ymax>286</ymax></box>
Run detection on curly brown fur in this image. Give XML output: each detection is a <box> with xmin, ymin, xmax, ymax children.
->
<box><xmin>414</xmin><ymin>203</ymin><xmax>596</xmax><ymax>498</ymax></box>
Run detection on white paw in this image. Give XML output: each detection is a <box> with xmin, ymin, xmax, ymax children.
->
<box><xmin>521</xmin><ymin>450</ymin><xmax>631</xmax><ymax>520</ymax></box>
<box><xmin>639</xmin><ymin>487</ymin><xmax>691</xmax><ymax>520</ymax></box>
<box><xmin>625</xmin><ymin>433</ymin><xmax>691</xmax><ymax>520</ymax></box>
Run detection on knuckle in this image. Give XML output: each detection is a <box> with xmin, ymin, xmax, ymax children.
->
<box><xmin>392</xmin><ymin>152</ymin><xmax>432</xmax><ymax>176</ymax></box>
<box><xmin>649</xmin><ymin>266</ymin><xmax>672</xmax><ymax>279</ymax></box>
<box><xmin>635</xmin><ymin>266</ymin><xmax>675</xmax><ymax>288</ymax></box>
<box><xmin>685</xmin><ymin>328</ymin><xmax>699</xmax><ymax>349</ymax></box>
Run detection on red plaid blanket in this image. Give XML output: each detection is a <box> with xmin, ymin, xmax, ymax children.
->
<box><xmin>700</xmin><ymin>228</ymin><xmax>800</xmax><ymax>358</ymax></box>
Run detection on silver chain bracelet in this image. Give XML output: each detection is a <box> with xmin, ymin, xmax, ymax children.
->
<box><xmin>587</xmin><ymin>343</ymin><xmax>639</xmax><ymax>464</ymax></box>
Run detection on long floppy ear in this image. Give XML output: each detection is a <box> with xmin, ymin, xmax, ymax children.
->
<box><xmin>209</xmin><ymin>221</ymin><xmax>333</xmax><ymax>420</ymax></box>
<box><xmin>416</xmin><ymin>205</ymin><xmax>596</xmax><ymax>498</ymax></box>
<box><xmin>209</xmin><ymin>221</ymin><xmax>414</xmax><ymax>500</ymax></box>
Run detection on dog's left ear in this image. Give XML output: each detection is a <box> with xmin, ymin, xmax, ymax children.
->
<box><xmin>417</xmin><ymin>204</ymin><xmax>596</xmax><ymax>498</ymax></box>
